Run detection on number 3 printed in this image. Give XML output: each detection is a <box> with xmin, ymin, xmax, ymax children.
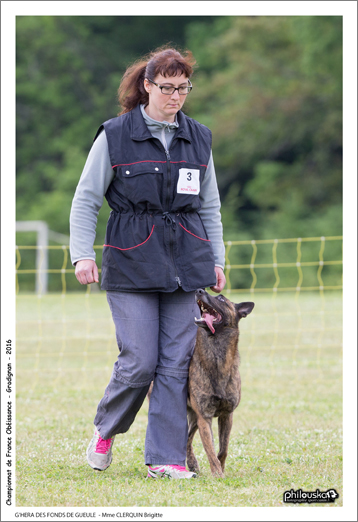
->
<box><xmin>177</xmin><ymin>168</ymin><xmax>200</xmax><ymax>194</ymax></box>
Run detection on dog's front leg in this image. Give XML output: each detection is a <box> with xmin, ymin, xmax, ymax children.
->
<box><xmin>186</xmin><ymin>406</ymin><xmax>200</xmax><ymax>473</ymax></box>
<box><xmin>217</xmin><ymin>412</ymin><xmax>233</xmax><ymax>472</ymax></box>
<box><xmin>197</xmin><ymin>415</ymin><xmax>224</xmax><ymax>478</ymax></box>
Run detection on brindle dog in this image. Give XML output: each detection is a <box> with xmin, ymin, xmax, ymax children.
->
<box><xmin>187</xmin><ymin>288</ymin><xmax>254</xmax><ymax>478</ymax></box>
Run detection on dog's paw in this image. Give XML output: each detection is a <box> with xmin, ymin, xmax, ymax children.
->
<box><xmin>187</xmin><ymin>458</ymin><xmax>200</xmax><ymax>474</ymax></box>
<box><xmin>210</xmin><ymin>461</ymin><xmax>225</xmax><ymax>478</ymax></box>
<box><xmin>212</xmin><ymin>470</ymin><xmax>225</xmax><ymax>479</ymax></box>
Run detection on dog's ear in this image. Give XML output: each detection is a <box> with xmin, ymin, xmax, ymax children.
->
<box><xmin>235</xmin><ymin>302</ymin><xmax>255</xmax><ymax>319</ymax></box>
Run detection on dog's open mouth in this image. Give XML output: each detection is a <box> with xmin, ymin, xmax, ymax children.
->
<box><xmin>195</xmin><ymin>299</ymin><xmax>222</xmax><ymax>334</ymax></box>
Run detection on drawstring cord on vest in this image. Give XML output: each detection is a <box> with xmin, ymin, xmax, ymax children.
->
<box><xmin>162</xmin><ymin>212</ymin><xmax>177</xmax><ymax>230</ymax></box>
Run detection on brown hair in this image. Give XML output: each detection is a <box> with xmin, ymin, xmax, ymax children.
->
<box><xmin>117</xmin><ymin>45</ymin><xmax>196</xmax><ymax>115</ymax></box>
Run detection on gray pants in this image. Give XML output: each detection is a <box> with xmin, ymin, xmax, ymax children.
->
<box><xmin>94</xmin><ymin>288</ymin><xmax>199</xmax><ymax>466</ymax></box>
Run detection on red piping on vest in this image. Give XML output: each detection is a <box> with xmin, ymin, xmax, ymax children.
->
<box><xmin>112</xmin><ymin>160</ymin><xmax>166</xmax><ymax>168</ymax></box>
<box><xmin>179</xmin><ymin>223</ymin><xmax>211</xmax><ymax>241</ymax></box>
<box><xmin>104</xmin><ymin>225</ymin><xmax>155</xmax><ymax>251</ymax></box>
<box><xmin>112</xmin><ymin>160</ymin><xmax>208</xmax><ymax>168</ymax></box>
<box><xmin>170</xmin><ymin>160</ymin><xmax>208</xmax><ymax>167</ymax></box>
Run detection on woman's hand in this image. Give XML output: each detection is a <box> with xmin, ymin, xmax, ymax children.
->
<box><xmin>75</xmin><ymin>259</ymin><xmax>99</xmax><ymax>285</ymax></box>
<box><xmin>210</xmin><ymin>266</ymin><xmax>226</xmax><ymax>293</ymax></box>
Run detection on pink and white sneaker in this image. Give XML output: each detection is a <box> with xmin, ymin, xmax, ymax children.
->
<box><xmin>147</xmin><ymin>464</ymin><xmax>197</xmax><ymax>479</ymax></box>
<box><xmin>86</xmin><ymin>428</ymin><xmax>115</xmax><ymax>471</ymax></box>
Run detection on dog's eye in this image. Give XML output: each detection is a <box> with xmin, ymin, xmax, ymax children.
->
<box><xmin>217</xmin><ymin>295</ymin><xmax>225</xmax><ymax>302</ymax></box>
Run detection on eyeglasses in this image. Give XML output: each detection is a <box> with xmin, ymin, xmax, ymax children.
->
<box><xmin>146</xmin><ymin>78</ymin><xmax>193</xmax><ymax>95</ymax></box>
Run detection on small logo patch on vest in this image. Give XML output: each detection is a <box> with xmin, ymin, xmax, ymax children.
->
<box><xmin>177</xmin><ymin>168</ymin><xmax>200</xmax><ymax>195</ymax></box>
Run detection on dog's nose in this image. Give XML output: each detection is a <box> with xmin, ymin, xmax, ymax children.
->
<box><xmin>195</xmin><ymin>288</ymin><xmax>206</xmax><ymax>298</ymax></box>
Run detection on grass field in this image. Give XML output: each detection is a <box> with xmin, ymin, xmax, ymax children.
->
<box><xmin>15</xmin><ymin>291</ymin><xmax>343</xmax><ymax>508</ymax></box>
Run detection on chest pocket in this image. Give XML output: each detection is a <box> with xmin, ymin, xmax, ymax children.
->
<box><xmin>171</xmin><ymin>162</ymin><xmax>206</xmax><ymax>212</ymax></box>
<box><xmin>117</xmin><ymin>163</ymin><xmax>164</xmax><ymax>209</ymax></box>
<box><xmin>177</xmin><ymin>168</ymin><xmax>200</xmax><ymax>195</ymax></box>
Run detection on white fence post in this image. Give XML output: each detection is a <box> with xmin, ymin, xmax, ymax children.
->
<box><xmin>16</xmin><ymin>221</ymin><xmax>49</xmax><ymax>294</ymax></box>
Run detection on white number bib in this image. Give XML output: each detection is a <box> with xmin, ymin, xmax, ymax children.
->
<box><xmin>177</xmin><ymin>168</ymin><xmax>200</xmax><ymax>195</ymax></box>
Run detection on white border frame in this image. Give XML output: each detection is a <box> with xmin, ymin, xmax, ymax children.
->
<box><xmin>2</xmin><ymin>2</ymin><xmax>357</xmax><ymax>521</ymax></box>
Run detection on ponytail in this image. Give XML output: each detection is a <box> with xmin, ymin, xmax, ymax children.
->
<box><xmin>117</xmin><ymin>59</ymin><xmax>148</xmax><ymax>115</ymax></box>
<box><xmin>117</xmin><ymin>46</ymin><xmax>196</xmax><ymax>115</ymax></box>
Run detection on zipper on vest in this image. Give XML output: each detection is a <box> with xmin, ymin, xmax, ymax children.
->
<box><xmin>152</xmin><ymin>139</ymin><xmax>172</xmax><ymax>212</ymax></box>
<box><xmin>164</xmin><ymin>149</ymin><xmax>171</xmax><ymax>212</ymax></box>
<box><xmin>151</xmin><ymin>139</ymin><xmax>181</xmax><ymax>287</ymax></box>
<box><xmin>164</xmin><ymin>148</ymin><xmax>181</xmax><ymax>287</ymax></box>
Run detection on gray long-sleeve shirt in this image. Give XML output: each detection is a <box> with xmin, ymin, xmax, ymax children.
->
<box><xmin>70</xmin><ymin>106</ymin><xmax>225</xmax><ymax>268</ymax></box>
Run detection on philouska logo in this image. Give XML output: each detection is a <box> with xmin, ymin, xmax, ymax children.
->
<box><xmin>283</xmin><ymin>488</ymin><xmax>339</xmax><ymax>504</ymax></box>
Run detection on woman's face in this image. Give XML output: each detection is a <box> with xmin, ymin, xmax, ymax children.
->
<box><xmin>144</xmin><ymin>73</ymin><xmax>190</xmax><ymax>123</ymax></box>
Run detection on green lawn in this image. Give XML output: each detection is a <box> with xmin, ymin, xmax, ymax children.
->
<box><xmin>15</xmin><ymin>291</ymin><xmax>342</xmax><ymax>507</ymax></box>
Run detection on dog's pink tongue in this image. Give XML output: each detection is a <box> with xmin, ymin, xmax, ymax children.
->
<box><xmin>203</xmin><ymin>313</ymin><xmax>215</xmax><ymax>334</ymax></box>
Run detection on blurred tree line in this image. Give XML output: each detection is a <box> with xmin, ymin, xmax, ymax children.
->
<box><xmin>16</xmin><ymin>16</ymin><xmax>342</xmax><ymax>291</ymax></box>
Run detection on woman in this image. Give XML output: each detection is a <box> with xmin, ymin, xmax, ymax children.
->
<box><xmin>70</xmin><ymin>46</ymin><xmax>226</xmax><ymax>479</ymax></box>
